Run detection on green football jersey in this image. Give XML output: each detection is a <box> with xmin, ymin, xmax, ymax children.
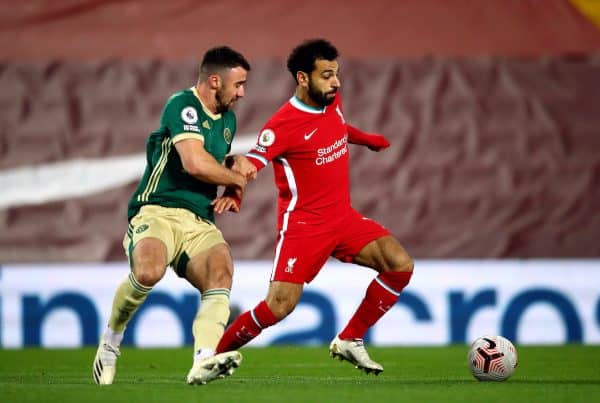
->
<box><xmin>128</xmin><ymin>87</ymin><xmax>236</xmax><ymax>222</ymax></box>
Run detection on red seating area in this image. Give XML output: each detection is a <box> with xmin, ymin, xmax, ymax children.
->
<box><xmin>1</xmin><ymin>56</ymin><xmax>599</xmax><ymax>262</ymax></box>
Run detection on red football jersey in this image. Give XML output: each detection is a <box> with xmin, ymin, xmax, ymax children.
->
<box><xmin>246</xmin><ymin>93</ymin><xmax>352</xmax><ymax>230</ymax></box>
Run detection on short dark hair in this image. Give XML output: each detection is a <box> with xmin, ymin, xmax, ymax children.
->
<box><xmin>199</xmin><ymin>46</ymin><xmax>251</xmax><ymax>79</ymax></box>
<box><xmin>286</xmin><ymin>39</ymin><xmax>339</xmax><ymax>82</ymax></box>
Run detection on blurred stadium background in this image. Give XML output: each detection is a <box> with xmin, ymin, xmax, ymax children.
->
<box><xmin>1</xmin><ymin>0</ymin><xmax>599</xmax><ymax>349</ymax></box>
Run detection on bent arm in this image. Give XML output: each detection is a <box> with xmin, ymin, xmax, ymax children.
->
<box><xmin>217</xmin><ymin>154</ymin><xmax>261</xmax><ymax>212</ymax></box>
<box><xmin>175</xmin><ymin>138</ymin><xmax>246</xmax><ymax>188</ymax></box>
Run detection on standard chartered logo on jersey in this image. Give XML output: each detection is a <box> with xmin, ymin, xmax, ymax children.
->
<box><xmin>315</xmin><ymin>136</ymin><xmax>348</xmax><ymax>166</ymax></box>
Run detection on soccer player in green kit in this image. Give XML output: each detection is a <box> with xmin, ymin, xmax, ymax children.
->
<box><xmin>92</xmin><ymin>46</ymin><xmax>257</xmax><ymax>386</ymax></box>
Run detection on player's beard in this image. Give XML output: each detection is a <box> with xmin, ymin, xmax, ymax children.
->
<box><xmin>308</xmin><ymin>80</ymin><xmax>336</xmax><ymax>107</ymax></box>
<box><xmin>215</xmin><ymin>88</ymin><xmax>235</xmax><ymax>114</ymax></box>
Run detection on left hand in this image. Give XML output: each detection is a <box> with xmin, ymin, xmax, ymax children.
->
<box><xmin>366</xmin><ymin>134</ymin><xmax>390</xmax><ymax>151</ymax></box>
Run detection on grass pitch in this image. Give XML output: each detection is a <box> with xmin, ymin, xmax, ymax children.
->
<box><xmin>0</xmin><ymin>345</ymin><xmax>598</xmax><ymax>403</ymax></box>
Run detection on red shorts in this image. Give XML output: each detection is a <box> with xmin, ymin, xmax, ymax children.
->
<box><xmin>270</xmin><ymin>209</ymin><xmax>391</xmax><ymax>284</ymax></box>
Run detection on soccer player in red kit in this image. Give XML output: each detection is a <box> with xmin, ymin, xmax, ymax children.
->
<box><xmin>214</xmin><ymin>39</ymin><xmax>414</xmax><ymax>374</ymax></box>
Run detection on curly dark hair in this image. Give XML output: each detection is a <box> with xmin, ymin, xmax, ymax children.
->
<box><xmin>286</xmin><ymin>39</ymin><xmax>339</xmax><ymax>83</ymax></box>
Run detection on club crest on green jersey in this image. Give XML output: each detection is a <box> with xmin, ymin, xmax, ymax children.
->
<box><xmin>223</xmin><ymin>127</ymin><xmax>232</xmax><ymax>144</ymax></box>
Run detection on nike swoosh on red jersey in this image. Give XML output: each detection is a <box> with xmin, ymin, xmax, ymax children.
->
<box><xmin>304</xmin><ymin>128</ymin><xmax>318</xmax><ymax>140</ymax></box>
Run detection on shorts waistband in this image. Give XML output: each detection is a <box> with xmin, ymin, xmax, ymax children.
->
<box><xmin>139</xmin><ymin>205</ymin><xmax>213</xmax><ymax>225</ymax></box>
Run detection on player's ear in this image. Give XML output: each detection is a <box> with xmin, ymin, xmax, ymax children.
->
<box><xmin>209</xmin><ymin>74</ymin><xmax>221</xmax><ymax>90</ymax></box>
<box><xmin>297</xmin><ymin>71</ymin><xmax>309</xmax><ymax>88</ymax></box>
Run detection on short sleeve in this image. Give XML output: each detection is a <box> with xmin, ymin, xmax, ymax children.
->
<box><xmin>161</xmin><ymin>94</ymin><xmax>204</xmax><ymax>144</ymax></box>
<box><xmin>245</xmin><ymin>124</ymin><xmax>289</xmax><ymax>169</ymax></box>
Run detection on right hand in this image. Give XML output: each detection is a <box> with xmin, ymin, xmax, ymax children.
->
<box><xmin>230</xmin><ymin>155</ymin><xmax>258</xmax><ymax>180</ymax></box>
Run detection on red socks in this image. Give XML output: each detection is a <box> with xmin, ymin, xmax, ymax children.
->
<box><xmin>216</xmin><ymin>300</ymin><xmax>278</xmax><ymax>353</ymax></box>
<box><xmin>217</xmin><ymin>271</ymin><xmax>411</xmax><ymax>351</ymax></box>
<box><xmin>339</xmin><ymin>271</ymin><xmax>412</xmax><ymax>340</ymax></box>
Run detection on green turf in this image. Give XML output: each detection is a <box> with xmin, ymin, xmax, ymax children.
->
<box><xmin>0</xmin><ymin>345</ymin><xmax>598</xmax><ymax>403</ymax></box>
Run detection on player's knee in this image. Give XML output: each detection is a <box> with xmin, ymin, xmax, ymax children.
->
<box><xmin>385</xmin><ymin>250</ymin><xmax>414</xmax><ymax>274</ymax></box>
<box><xmin>133</xmin><ymin>264</ymin><xmax>165</xmax><ymax>287</ymax></box>
<box><xmin>398</xmin><ymin>254</ymin><xmax>414</xmax><ymax>273</ymax></box>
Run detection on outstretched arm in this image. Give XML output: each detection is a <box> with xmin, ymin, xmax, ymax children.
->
<box><xmin>346</xmin><ymin>124</ymin><xmax>390</xmax><ymax>151</ymax></box>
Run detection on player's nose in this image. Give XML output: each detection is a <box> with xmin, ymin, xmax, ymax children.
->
<box><xmin>332</xmin><ymin>76</ymin><xmax>341</xmax><ymax>89</ymax></box>
<box><xmin>237</xmin><ymin>85</ymin><xmax>245</xmax><ymax>98</ymax></box>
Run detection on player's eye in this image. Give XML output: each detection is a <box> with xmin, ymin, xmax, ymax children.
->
<box><xmin>321</xmin><ymin>71</ymin><xmax>339</xmax><ymax>80</ymax></box>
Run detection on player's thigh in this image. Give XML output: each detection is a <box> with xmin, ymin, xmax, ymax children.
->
<box><xmin>354</xmin><ymin>235</ymin><xmax>413</xmax><ymax>273</ymax></box>
<box><xmin>124</xmin><ymin>206</ymin><xmax>179</xmax><ymax>283</ymax></box>
<box><xmin>332</xmin><ymin>211</ymin><xmax>390</xmax><ymax>266</ymax></box>
<box><xmin>177</xmin><ymin>217</ymin><xmax>233</xmax><ymax>291</ymax></box>
<box><xmin>131</xmin><ymin>238</ymin><xmax>169</xmax><ymax>283</ymax></box>
<box><xmin>333</xmin><ymin>210</ymin><xmax>412</xmax><ymax>272</ymax></box>
<box><xmin>185</xmin><ymin>243</ymin><xmax>233</xmax><ymax>292</ymax></box>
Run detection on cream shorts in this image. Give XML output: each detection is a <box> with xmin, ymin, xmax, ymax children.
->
<box><xmin>123</xmin><ymin>205</ymin><xmax>227</xmax><ymax>277</ymax></box>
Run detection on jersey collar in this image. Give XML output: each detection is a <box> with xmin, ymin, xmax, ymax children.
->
<box><xmin>191</xmin><ymin>86</ymin><xmax>222</xmax><ymax>120</ymax></box>
<box><xmin>290</xmin><ymin>95</ymin><xmax>326</xmax><ymax>114</ymax></box>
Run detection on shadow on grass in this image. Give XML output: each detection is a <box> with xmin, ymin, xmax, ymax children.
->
<box><xmin>3</xmin><ymin>375</ymin><xmax>599</xmax><ymax>387</ymax></box>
